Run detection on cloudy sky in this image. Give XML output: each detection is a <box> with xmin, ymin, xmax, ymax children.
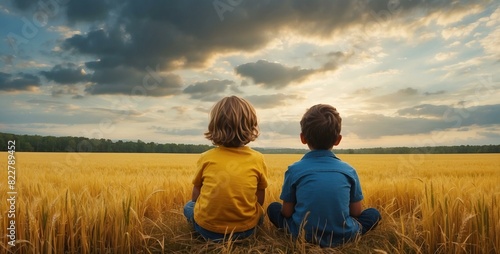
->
<box><xmin>0</xmin><ymin>0</ymin><xmax>499</xmax><ymax>149</ymax></box>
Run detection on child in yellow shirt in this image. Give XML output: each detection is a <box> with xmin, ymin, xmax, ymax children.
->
<box><xmin>183</xmin><ymin>96</ymin><xmax>268</xmax><ymax>241</ymax></box>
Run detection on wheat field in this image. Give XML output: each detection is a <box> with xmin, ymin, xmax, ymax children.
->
<box><xmin>0</xmin><ymin>152</ymin><xmax>499</xmax><ymax>253</ymax></box>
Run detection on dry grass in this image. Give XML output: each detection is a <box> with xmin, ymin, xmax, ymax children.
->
<box><xmin>0</xmin><ymin>152</ymin><xmax>499</xmax><ymax>253</ymax></box>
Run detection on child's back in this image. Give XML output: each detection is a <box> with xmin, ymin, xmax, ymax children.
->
<box><xmin>184</xmin><ymin>96</ymin><xmax>268</xmax><ymax>241</ymax></box>
<box><xmin>193</xmin><ymin>146</ymin><xmax>267</xmax><ymax>233</ymax></box>
<box><xmin>282</xmin><ymin>150</ymin><xmax>363</xmax><ymax>246</ymax></box>
<box><xmin>267</xmin><ymin>104</ymin><xmax>381</xmax><ymax>247</ymax></box>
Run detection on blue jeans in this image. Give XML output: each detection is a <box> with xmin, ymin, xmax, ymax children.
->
<box><xmin>267</xmin><ymin>202</ymin><xmax>381</xmax><ymax>234</ymax></box>
<box><xmin>183</xmin><ymin>201</ymin><xmax>260</xmax><ymax>241</ymax></box>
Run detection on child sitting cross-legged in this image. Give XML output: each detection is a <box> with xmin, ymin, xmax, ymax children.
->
<box><xmin>267</xmin><ymin>104</ymin><xmax>381</xmax><ymax>247</ymax></box>
<box><xmin>183</xmin><ymin>96</ymin><xmax>268</xmax><ymax>241</ymax></box>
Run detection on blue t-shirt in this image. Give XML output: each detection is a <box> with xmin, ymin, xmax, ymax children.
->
<box><xmin>280</xmin><ymin>150</ymin><xmax>364</xmax><ymax>247</ymax></box>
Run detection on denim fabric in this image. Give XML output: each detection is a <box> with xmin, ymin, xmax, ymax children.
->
<box><xmin>356</xmin><ymin>207</ymin><xmax>382</xmax><ymax>234</ymax></box>
<box><xmin>267</xmin><ymin>201</ymin><xmax>381</xmax><ymax>247</ymax></box>
<box><xmin>183</xmin><ymin>201</ymin><xmax>260</xmax><ymax>241</ymax></box>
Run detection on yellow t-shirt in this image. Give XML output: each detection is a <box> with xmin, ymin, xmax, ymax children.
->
<box><xmin>192</xmin><ymin>146</ymin><xmax>268</xmax><ymax>233</ymax></box>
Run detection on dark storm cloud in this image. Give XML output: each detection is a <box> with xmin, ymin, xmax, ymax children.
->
<box><xmin>10</xmin><ymin>0</ymin><xmax>37</xmax><ymax>10</ymax></box>
<box><xmin>183</xmin><ymin>79</ymin><xmax>235</xmax><ymax>101</ymax></box>
<box><xmin>62</xmin><ymin>1</ymin><xmax>274</xmax><ymax>70</ymax></box>
<box><xmin>63</xmin><ymin>29</ymin><xmax>126</xmax><ymax>60</ymax></box>
<box><xmin>66</xmin><ymin>0</ymin><xmax>110</xmax><ymax>23</ymax></box>
<box><xmin>345</xmin><ymin>104</ymin><xmax>500</xmax><ymax>138</ymax></box>
<box><xmin>10</xmin><ymin>0</ymin><xmax>111</xmax><ymax>22</ymax></box>
<box><xmin>245</xmin><ymin>94</ymin><xmax>302</xmax><ymax>108</ymax></box>
<box><xmin>40</xmin><ymin>63</ymin><xmax>90</xmax><ymax>84</ymax></box>
<box><xmin>235</xmin><ymin>51</ymin><xmax>354</xmax><ymax>89</ymax></box>
<box><xmin>235</xmin><ymin>51</ymin><xmax>353</xmax><ymax>89</ymax></box>
<box><xmin>10</xmin><ymin>0</ymin><xmax>492</xmax><ymax>96</ymax></box>
<box><xmin>59</xmin><ymin>0</ymin><xmax>491</xmax><ymax>72</ymax></box>
<box><xmin>0</xmin><ymin>72</ymin><xmax>41</xmax><ymax>92</ymax></box>
<box><xmin>85</xmin><ymin>67</ymin><xmax>183</xmax><ymax>96</ymax></box>
<box><xmin>235</xmin><ymin>60</ymin><xmax>315</xmax><ymax>89</ymax></box>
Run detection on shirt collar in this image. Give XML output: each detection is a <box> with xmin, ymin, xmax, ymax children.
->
<box><xmin>302</xmin><ymin>149</ymin><xmax>339</xmax><ymax>160</ymax></box>
<box><xmin>219</xmin><ymin>145</ymin><xmax>250</xmax><ymax>150</ymax></box>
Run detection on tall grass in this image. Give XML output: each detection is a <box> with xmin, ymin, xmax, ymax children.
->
<box><xmin>0</xmin><ymin>152</ymin><xmax>499</xmax><ymax>253</ymax></box>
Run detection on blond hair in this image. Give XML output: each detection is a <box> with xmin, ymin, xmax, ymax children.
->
<box><xmin>300</xmin><ymin>104</ymin><xmax>341</xmax><ymax>150</ymax></box>
<box><xmin>205</xmin><ymin>96</ymin><xmax>259</xmax><ymax>147</ymax></box>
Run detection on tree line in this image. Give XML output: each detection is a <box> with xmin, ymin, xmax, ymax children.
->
<box><xmin>0</xmin><ymin>132</ymin><xmax>212</xmax><ymax>153</ymax></box>
<box><xmin>0</xmin><ymin>132</ymin><xmax>498</xmax><ymax>154</ymax></box>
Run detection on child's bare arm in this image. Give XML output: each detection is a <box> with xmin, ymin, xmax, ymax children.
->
<box><xmin>349</xmin><ymin>201</ymin><xmax>362</xmax><ymax>217</ymax></box>
<box><xmin>256</xmin><ymin>189</ymin><xmax>265</xmax><ymax>206</ymax></box>
<box><xmin>192</xmin><ymin>185</ymin><xmax>201</xmax><ymax>202</ymax></box>
<box><xmin>281</xmin><ymin>201</ymin><xmax>295</xmax><ymax>218</ymax></box>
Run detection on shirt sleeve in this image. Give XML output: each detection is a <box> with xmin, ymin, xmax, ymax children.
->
<box><xmin>349</xmin><ymin>170</ymin><xmax>364</xmax><ymax>202</ymax></box>
<box><xmin>192</xmin><ymin>155</ymin><xmax>204</xmax><ymax>187</ymax></box>
<box><xmin>280</xmin><ymin>168</ymin><xmax>296</xmax><ymax>203</ymax></box>
<box><xmin>257</xmin><ymin>158</ymin><xmax>268</xmax><ymax>190</ymax></box>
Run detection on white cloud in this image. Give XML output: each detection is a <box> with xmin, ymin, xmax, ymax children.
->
<box><xmin>484</xmin><ymin>7</ymin><xmax>500</xmax><ymax>27</ymax></box>
<box><xmin>439</xmin><ymin>56</ymin><xmax>485</xmax><ymax>79</ymax></box>
<box><xmin>417</xmin><ymin>32</ymin><xmax>437</xmax><ymax>42</ymax></box>
<box><xmin>434</xmin><ymin>52</ymin><xmax>458</xmax><ymax>61</ymax></box>
<box><xmin>465</xmin><ymin>39</ymin><xmax>478</xmax><ymax>48</ymax></box>
<box><xmin>441</xmin><ymin>22</ymin><xmax>480</xmax><ymax>40</ymax></box>
<box><xmin>447</xmin><ymin>41</ymin><xmax>462</xmax><ymax>48</ymax></box>
<box><xmin>480</xmin><ymin>27</ymin><xmax>500</xmax><ymax>57</ymax></box>
<box><xmin>432</xmin><ymin>4</ymin><xmax>484</xmax><ymax>26</ymax></box>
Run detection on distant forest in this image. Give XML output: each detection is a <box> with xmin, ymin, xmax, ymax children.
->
<box><xmin>0</xmin><ymin>132</ymin><xmax>499</xmax><ymax>154</ymax></box>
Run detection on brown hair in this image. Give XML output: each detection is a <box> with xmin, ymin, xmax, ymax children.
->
<box><xmin>205</xmin><ymin>96</ymin><xmax>259</xmax><ymax>147</ymax></box>
<box><xmin>300</xmin><ymin>104</ymin><xmax>341</xmax><ymax>150</ymax></box>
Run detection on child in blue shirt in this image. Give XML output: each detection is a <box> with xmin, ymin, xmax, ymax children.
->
<box><xmin>267</xmin><ymin>104</ymin><xmax>381</xmax><ymax>247</ymax></box>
